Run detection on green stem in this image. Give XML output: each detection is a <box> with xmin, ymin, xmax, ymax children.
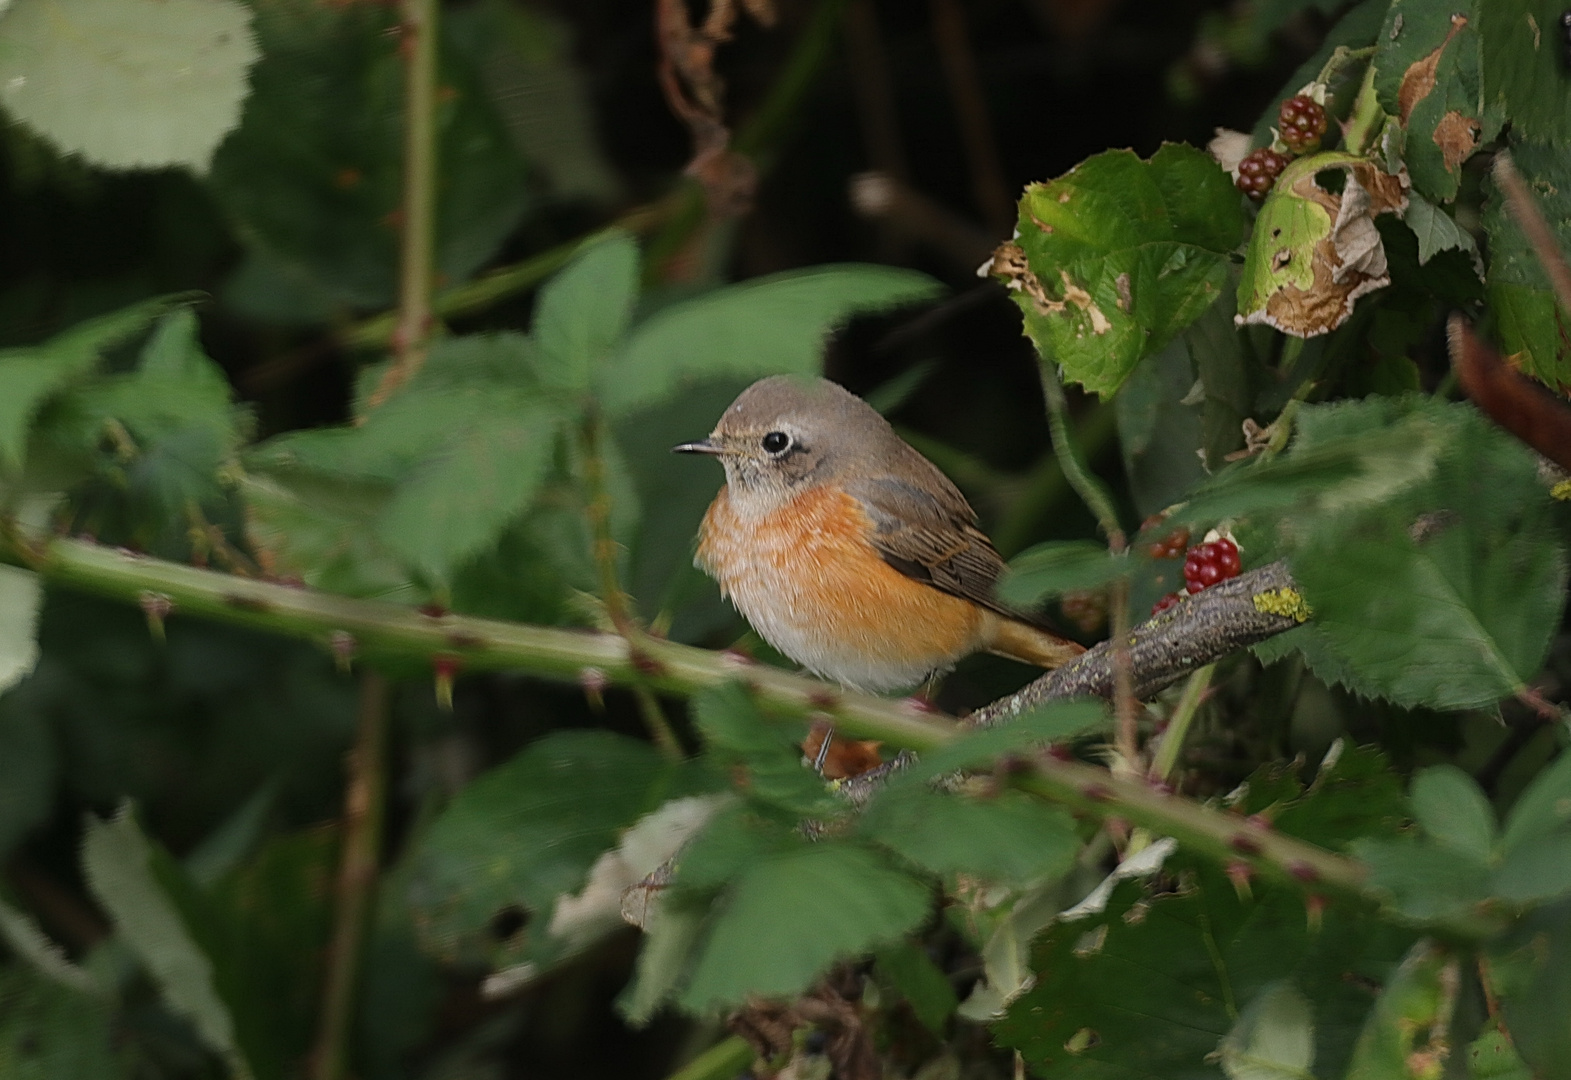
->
<box><xmin>1341</xmin><ymin>61</ymin><xmax>1383</xmax><ymax>158</ymax></box>
<box><xmin>0</xmin><ymin>536</ymin><xmax>1506</xmax><ymax>939</ymax></box>
<box><xmin>369</xmin><ymin>0</ymin><xmax>441</xmax><ymax>407</ymax></box>
<box><xmin>665</xmin><ymin>1036</ymin><xmax>755</xmax><ymax>1080</ymax></box>
<box><xmin>1151</xmin><ymin>663</ymin><xmax>1214</xmax><ymax>782</ymax></box>
<box><xmin>342</xmin><ymin>205</ymin><xmax>670</xmax><ymax>352</ymax></box>
<box><xmin>1036</xmin><ymin>364</ymin><xmax>1123</xmax><ymax>548</ymax></box>
<box><xmin>580</xmin><ymin>415</ymin><xmax>682</xmax><ymax>758</ymax></box>
<box><xmin>310</xmin><ymin>671</ymin><xmax>390</xmax><ymax>1080</ymax></box>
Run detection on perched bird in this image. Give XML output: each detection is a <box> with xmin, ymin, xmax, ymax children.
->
<box><xmin>675</xmin><ymin>375</ymin><xmax>1083</xmax><ymax>693</ymax></box>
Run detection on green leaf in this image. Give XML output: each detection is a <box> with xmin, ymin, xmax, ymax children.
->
<box><xmin>1281</xmin><ymin>397</ymin><xmax>1566</xmax><ymax>710</ymax></box>
<box><xmin>691</xmin><ymin>683</ymin><xmax>839</xmax><ymax>817</ymax></box>
<box><xmin>1480</xmin><ymin>0</ymin><xmax>1571</xmax><ymax>146</ymax></box>
<box><xmin>532</xmin><ymin>231</ymin><xmax>639</xmax><ymax>395</ymax></box>
<box><xmin>993</xmin><ymin>862</ymin><xmax>1415</xmax><ymax>1079</ymax></box>
<box><xmin>1410</xmin><ymin>765</ymin><xmax>1495</xmax><ymax>861</ymax></box>
<box><xmin>1482</xmin><ymin>141</ymin><xmax>1571</xmax><ymax>391</ymax></box>
<box><xmin>207</xmin><ymin>0</ymin><xmax>527</xmax><ymax>312</ymax></box>
<box><xmin>1217</xmin><ymin>981</ymin><xmax>1315</xmax><ymax>1080</ymax></box>
<box><xmin>603</xmin><ymin>265</ymin><xmax>941</xmax><ymax>416</ymax></box>
<box><xmin>81</xmin><ymin>804</ymin><xmax>254</xmax><ymax>1080</ymax></box>
<box><xmin>1375</xmin><ymin>0</ymin><xmax>1496</xmax><ymax>202</ymax></box>
<box><xmin>0</xmin><ymin>0</ymin><xmax>258</xmax><ymax>171</ymax></box>
<box><xmin>999</xmin><ymin>542</ymin><xmax>1128</xmax><ymax>606</ymax></box>
<box><xmin>619</xmin><ymin>897</ymin><xmax>707</xmax><ymax>1026</ymax></box>
<box><xmin>1493</xmin><ymin>833</ymin><xmax>1571</xmax><ymax>906</ymax></box>
<box><xmin>996</xmin><ymin>143</ymin><xmax>1244</xmax><ymax>395</ymax></box>
<box><xmin>239</xmin><ymin>471</ymin><xmax>411</xmax><ymax>598</ymax></box>
<box><xmin>1404</xmin><ymin>195</ymin><xmax>1482</xmax><ymax>268</ymax></box>
<box><xmin>1344</xmin><ymin>941</ymin><xmax>1457</xmax><ymax>1080</ymax></box>
<box><xmin>678</xmin><ymin>841</ymin><xmax>931</xmax><ymax>1012</ymax></box>
<box><xmin>874</xmin><ymin>941</ymin><xmax>959</xmax><ymax>1035</ymax></box>
<box><xmin>407</xmin><ymin>731</ymin><xmax>711</xmax><ymax>970</ymax></box>
<box><xmin>375</xmin><ymin>403</ymin><xmax>565</xmax><ymax>580</ymax></box>
<box><xmin>1500</xmin><ymin>752</ymin><xmax>1571</xmax><ymax>853</ymax></box>
<box><xmin>0</xmin><ymin>897</ymin><xmax>98</xmax><ymax>995</ymax></box>
<box><xmin>896</xmin><ymin>699</ymin><xmax>1109</xmax><ymax>784</ymax></box>
<box><xmin>860</xmin><ymin>785</ymin><xmax>1080</xmax><ymax>888</ymax></box>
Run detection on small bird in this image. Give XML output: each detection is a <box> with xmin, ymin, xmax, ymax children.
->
<box><xmin>675</xmin><ymin>375</ymin><xmax>1084</xmax><ymax>693</ymax></box>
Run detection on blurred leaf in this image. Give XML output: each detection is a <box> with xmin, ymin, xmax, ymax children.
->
<box><xmin>1481</xmin><ymin>141</ymin><xmax>1571</xmax><ymax>391</ymax></box>
<box><xmin>874</xmin><ymin>941</ymin><xmax>959</xmax><ymax>1036</ymax></box>
<box><xmin>207</xmin><ymin>0</ymin><xmax>527</xmax><ymax>312</ymax></box>
<box><xmin>859</xmin><ymin>785</ymin><xmax>1080</xmax><ymax>888</ymax></box>
<box><xmin>603</xmin><ymin>266</ymin><xmax>941</xmax><ymax>416</ymax></box>
<box><xmin>619</xmin><ymin>899</ymin><xmax>706</xmax><ymax>1026</ymax></box>
<box><xmin>1343</xmin><ymin>941</ymin><xmax>1457</xmax><ymax>1079</ymax></box>
<box><xmin>1500</xmin><ymin>752</ymin><xmax>1571</xmax><ymax>853</ymax></box>
<box><xmin>240</xmin><ymin>471</ymin><xmax>411</xmax><ymax>598</ymax></box>
<box><xmin>407</xmin><ymin>731</ymin><xmax>712</xmax><ymax>970</ymax></box>
<box><xmin>993</xmin><ymin>862</ymin><xmax>1415</xmax><ymax>1079</ymax></box>
<box><xmin>1488</xmin><ymin>900</ymin><xmax>1571</xmax><ymax>1079</ymax></box>
<box><xmin>0</xmin><ymin>296</ymin><xmax>178</xmax><ymax>472</ymax></box>
<box><xmin>996</xmin><ymin>144</ymin><xmax>1244</xmax><ymax>395</ymax></box>
<box><xmin>1000</xmin><ymin>542</ymin><xmax>1127</xmax><ymax>606</ymax></box>
<box><xmin>0</xmin><ymin>0</ymin><xmax>258</xmax><ymax>171</ymax></box>
<box><xmin>0</xmin><ymin>567</ymin><xmax>40</xmax><ymax>695</ymax></box>
<box><xmin>691</xmin><ymin>682</ymin><xmax>839</xmax><ymax>817</ymax></box>
<box><xmin>1410</xmin><ymin>765</ymin><xmax>1495</xmax><ymax>862</ymax></box>
<box><xmin>1467</xmin><ymin>1028</ymin><xmax>1533</xmax><ymax>1080</ymax></box>
<box><xmin>446</xmin><ymin>0</ymin><xmax>622</xmax><ymax>204</ymax></box>
<box><xmin>1492</xmin><ymin>833</ymin><xmax>1571</xmax><ymax>906</ymax></box>
<box><xmin>1115</xmin><ymin>335</ymin><xmax>1206</xmax><ymax>517</ymax></box>
<box><xmin>81</xmin><ymin>804</ymin><xmax>254</xmax><ymax>1080</ymax></box>
<box><xmin>1217</xmin><ymin>981</ymin><xmax>1314</xmax><ymax>1080</ymax></box>
<box><xmin>1480</xmin><ymin>0</ymin><xmax>1571</xmax><ymax>146</ymax></box>
<box><xmin>1240</xmin><ymin>744</ymin><xmax>1409</xmax><ymax>851</ymax></box>
<box><xmin>678</xmin><ymin>841</ymin><xmax>931</xmax><ymax>1012</ymax></box>
<box><xmin>1350</xmin><ymin>835</ymin><xmax>1492</xmax><ymax>922</ymax></box>
<box><xmin>0</xmin><ymin>963</ymin><xmax>123</xmax><ymax>1078</ymax></box>
<box><xmin>0</xmin><ymin>897</ymin><xmax>98</xmax><ymax>994</ymax></box>
<box><xmin>1374</xmin><ymin>0</ymin><xmax>1496</xmax><ymax>203</ymax></box>
<box><xmin>533</xmin><ymin>231</ymin><xmax>639</xmax><ymax>395</ymax></box>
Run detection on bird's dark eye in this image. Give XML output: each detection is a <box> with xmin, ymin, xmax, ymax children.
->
<box><xmin>761</xmin><ymin>431</ymin><xmax>790</xmax><ymax>454</ymax></box>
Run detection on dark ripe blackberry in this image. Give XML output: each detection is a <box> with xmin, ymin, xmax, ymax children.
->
<box><xmin>1279</xmin><ymin>95</ymin><xmax>1327</xmax><ymax>153</ymax></box>
<box><xmin>1236</xmin><ymin>148</ymin><xmax>1290</xmax><ymax>199</ymax></box>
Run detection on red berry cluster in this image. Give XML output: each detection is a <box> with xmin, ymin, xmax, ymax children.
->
<box><xmin>1184</xmin><ymin>537</ymin><xmax>1241</xmax><ymax>593</ymax></box>
<box><xmin>1146</xmin><ymin>526</ymin><xmax>1191</xmax><ymax>560</ymax></box>
<box><xmin>1278</xmin><ymin>94</ymin><xmax>1328</xmax><ymax>153</ymax></box>
<box><xmin>1234</xmin><ymin>93</ymin><xmax>1328</xmax><ymax>200</ymax></box>
<box><xmin>1236</xmin><ymin>148</ymin><xmax>1290</xmax><ymax>199</ymax></box>
<box><xmin>1151</xmin><ymin>536</ymin><xmax>1241</xmax><ymax>614</ymax></box>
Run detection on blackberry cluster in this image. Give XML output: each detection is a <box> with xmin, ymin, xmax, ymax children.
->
<box><xmin>1146</xmin><ymin>526</ymin><xmax>1191</xmax><ymax>560</ymax></box>
<box><xmin>1278</xmin><ymin>94</ymin><xmax>1328</xmax><ymax>153</ymax></box>
<box><xmin>1234</xmin><ymin>93</ymin><xmax>1329</xmax><ymax>200</ymax></box>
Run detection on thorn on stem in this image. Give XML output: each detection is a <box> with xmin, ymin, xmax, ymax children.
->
<box><xmin>579</xmin><ymin>667</ymin><xmax>609</xmax><ymax>712</ymax></box>
<box><xmin>1225</xmin><ymin>860</ymin><xmax>1253</xmax><ymax>899</ymax></box>
<box><xmin>139</xmin><ymin>591</ymin><xmax>172</xmax><ymax>642</ymax></box>
<box><xmin>433</xmin><ymin>654</ymin><xmax>462</xmax><ymax>712</ymax></box>
<box><xmin>330</xmin><ymin>630</ymin><xmax>357</xmax><ymax>674</ymax></box>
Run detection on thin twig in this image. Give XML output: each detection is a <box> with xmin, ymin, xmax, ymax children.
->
<box><xmin>1150</xmin><ymin>663</ymin><xmax>1215</xmax><ymax>782</ymax></box>
<box><xmin>665</xmin><ymin>1035</ymin><xmax>756</xmax><ymax>1080</ymax></box>
<box><xmin>368</xmin><ymin>0</ymin><xmax>441</xmax><ymax>409</ymax></box>
<box><xmin>310</xmin><ymin>671</ymin><xmax>390</xmax><ymax>1080</ymax></box>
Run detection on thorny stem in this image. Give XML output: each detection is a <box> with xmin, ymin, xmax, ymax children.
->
<box><xmin>1036</xmin><ymin>363</ymin><xmax>1137</xmax><ymax>766</ymax></box>
<box><xmin>369</xmin><ymin>0</ymin><xmax>441</xmax><ymax>409</ymax></box>
<box><xmin>581</xmin><ymin>414</ymin><xmax>683</xmax><ymax>759</ymax></box>
<box><xmin>310</xmin><ymin>671</ymin><xmax>390</xmax><ymax>1080</ymax></box>
<box><xmin>0</xmin><ymin>535</ymin><xmax>1507</xmax><ymax>939</ymax></box>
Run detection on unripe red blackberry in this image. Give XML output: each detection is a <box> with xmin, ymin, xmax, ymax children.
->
<box><xmin>1278</xmin><ymin>94</ymin><xmax>1327</xmax><ymax>153</ymax></box>
<box><xmin>1152</xmin><ymin>592</ymin><xmax>1182</xmax><ymax>615</ymax></box>
<box><xmin>1236</xmin><ymin>148</ymin><xmax>1290</xmax><ymax>199</ymax></box>
<box><xmin>1183</xmin><ymin>537</ymin><xmax>1242</xmax><ymax>594</ymax></box>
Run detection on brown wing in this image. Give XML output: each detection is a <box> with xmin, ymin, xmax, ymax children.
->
<box><xmin>845</xmin><ymin>473</ymin><xmax>1039</xmax><ymax>625</ymax></box>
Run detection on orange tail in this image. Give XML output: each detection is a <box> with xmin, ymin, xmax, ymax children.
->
<box><xmin>985</xmin><ymin>617</ymin><xmax>1085</xmax><ymax>671</ymax></box>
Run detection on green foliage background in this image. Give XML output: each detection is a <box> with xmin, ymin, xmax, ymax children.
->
<box><xmin>0</xmin><ymin>0</ymin><xmax>1568</xmax><ymax>1078</ymax></box>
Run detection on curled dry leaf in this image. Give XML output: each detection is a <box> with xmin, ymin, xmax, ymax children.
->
<box><xmin>1207</xmin><ymin>127</ymin><xmax>1253</xmax><ymax>180</ymax></box>
<box><xmin>1235</xmin><ymin>152</ymin><xmax>1409</xmax><ymax>338</ymax></box>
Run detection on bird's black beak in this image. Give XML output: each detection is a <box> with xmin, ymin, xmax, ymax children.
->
<box><xmin>672</xmin><ymin>438</ymin><xmax>725</xmax><ymax>455</ymax></box>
